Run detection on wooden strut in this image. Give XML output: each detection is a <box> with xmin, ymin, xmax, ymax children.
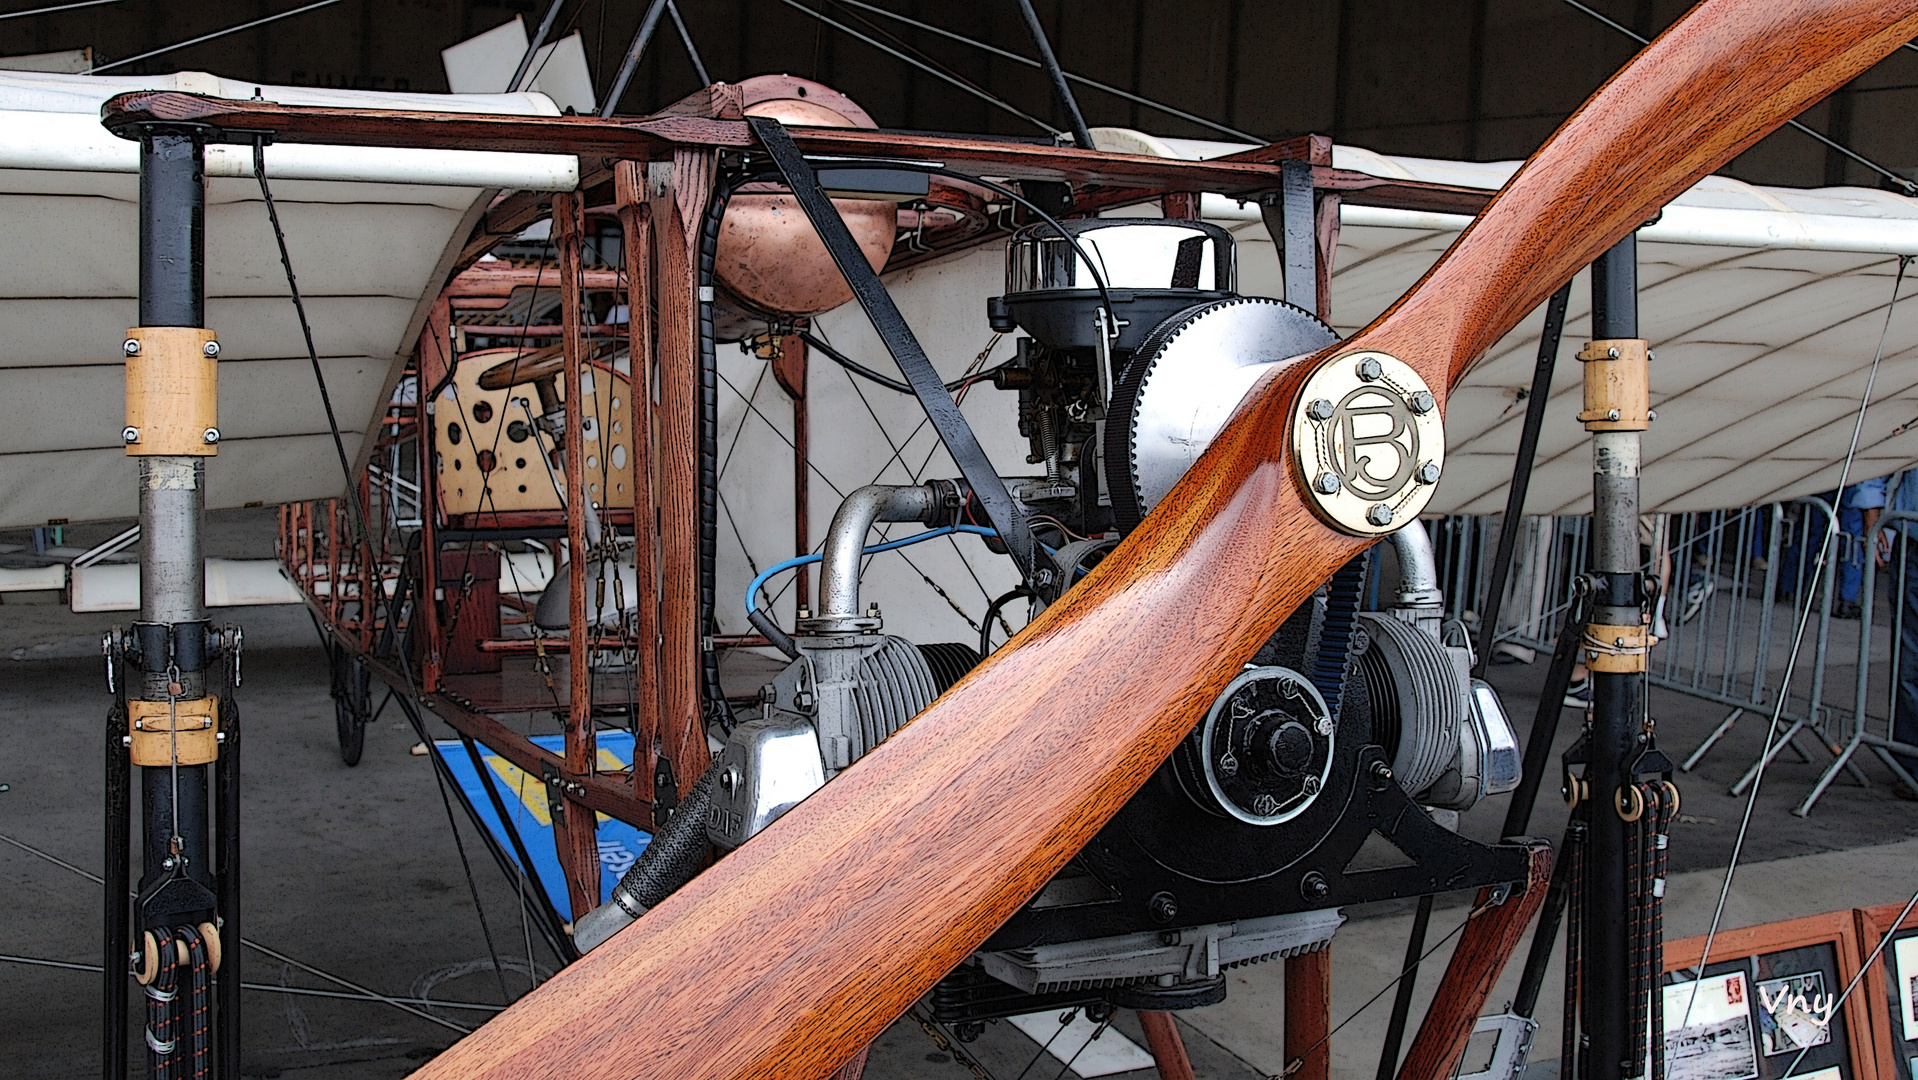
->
<box><xmin>616</xmin><ymin>163</ymin><xmax>662</xmax><ymax>810</ymax></box>
<box><xmin>554</xmin><ymin>190</ymin><xmax>600</xmax><ymax>921</ymax></box>
<box><xmin>651</xmin><ymin>148</ymin><xmax>716</xmax><ymax>797</ymax></box>
<box><xmin>395</xmin><ymin>4</ymin><xmax>1918</xmax><ymax>1075</ymax></box>
<box><xmin>1394</xmin><ymin>844</ymin><xmax>1555</xmax><ymax>1080</ymax></box>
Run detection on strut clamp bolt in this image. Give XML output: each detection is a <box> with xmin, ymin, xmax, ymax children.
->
<box><xmin>122</xmin><ymin>426</ymin><xmax>140</xmax><ymax>444</ymax></box>
<box><xmin>123</xmin><ymin>339</ymin><xmax>140</xmax><ymax>356</ymax></box>
<box><xmin>203</xmin><ymin>428</ymin><xmax>220</xmax><ymax>445</ymax></box>
<box><xmin>203</xmin><ymin>341</ymin><xmax>220</xmax><ymax>358</ymax></box>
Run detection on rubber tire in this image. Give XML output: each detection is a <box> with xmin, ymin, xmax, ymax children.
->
<box><xmin>333</xmin><ymin>652</ymin><xmax>370</xmax><ymax>767</ymax></box>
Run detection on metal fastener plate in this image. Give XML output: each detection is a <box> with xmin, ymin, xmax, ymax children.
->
<box><xmin>1291</xmin><ymin>350</ymin><xmax>1444</xmax><ymax>536</ymax></box>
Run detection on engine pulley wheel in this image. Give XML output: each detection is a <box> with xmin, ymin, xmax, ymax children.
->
<box><xmin>1187</xmin><ymin>666</ymin><xmax>1335</xmax><ymax>826</ymax></box>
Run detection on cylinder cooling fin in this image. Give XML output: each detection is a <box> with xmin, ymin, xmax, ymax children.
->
<box><xmin>1355</xmin><ymin>611</ymin><xmax>1466</xmax><ymax>799</ymax></box>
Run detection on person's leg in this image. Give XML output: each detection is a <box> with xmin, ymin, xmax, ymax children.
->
<box><xmin>1895</xmin><ymin>540</ymin><xmax>1918</xmax><ymax>773</ymax></box>
<box><xmin>1837</xmin><ymin>505</ymin><xmax>1863</xmax><ymax>612</ymax></box>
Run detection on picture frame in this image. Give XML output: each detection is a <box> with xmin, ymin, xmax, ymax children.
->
<box><xmin>1665</xmin><ymin>912</ymin><xmax>1873</xmax><ymax>1080</ymax></box>
<box><xmin>1854</xmin><ymin>902</ymin><xmax>1918</xmax><ymax>1080</ymax></box>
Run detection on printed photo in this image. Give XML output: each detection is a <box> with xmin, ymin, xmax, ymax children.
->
<box><xmin>1898</xmin><ymin>937</ymin><xmax>1918</xmax><ymax>1042</ymax></box>
<box><xmin>1666</xmin><ymin>972</ymin><xmax>1760</xmax><ymax>1080</ymax></box>
<box><xmin>1756</xmin><ymin>972</ymin><xmax>1833</xmax><ymax>1056</ymax></box>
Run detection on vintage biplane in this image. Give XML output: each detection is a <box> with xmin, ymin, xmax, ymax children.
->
<box><xmin>14</xmin><ymin>0</ymin><xmax>1918</xmax><ymax>1076</ymax></box>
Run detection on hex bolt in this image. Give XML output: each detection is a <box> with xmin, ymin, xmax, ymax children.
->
<box><xmin>1370</xmin><ymin>759</ymin><xmax>1394</xmax><ymax>789</ymax></box>
<box><xmin>202</xmin><ymin>427</ymin><xmax>221</xmax><ymax>445</ymax></box>
<box><xmin>1608</xmin><ymin>408</ymin><xmax>1621</xmax><ymax>421</ymax></box>
<box><xmin>1367</xmin><ymin>503</ymin><xmax>1395</xmax><ymax>527</ymax></box>
<box><xmin>1648</xmin><ymin>409</ymin><xmax>1659</xmax><ymax>421</ymax></box>
<box><xmin>122</xmin><ymin>338</ymin><xmax>141</xmax><ymax>356</ymax></box>
<box><xmin>1409</xmin><ymin>390</ymin><xmax>1436</xmax><ymax>414</ymax></box>
<box><xmin>1356</xmin><ymin>356</ymin><xmax>1383</xmax><ymax>381</ymax></box>
<box><xmin>122</xmin><ymin>426</ymin><xmax>140</xmax><ymax>444</ymax></box>
<box><xmin>1607</xmin><ymin>346</ymin><xmax>1621</xmax><ymax>359</ymax></box>
<box><xmin>1314</xmin><ymin>471</ymin><xmax>1343</xmax><ymax>495</ymax></box>
<box><xmin>865</xmin><ymin>602</ymin><xmax>882</xmax><ymax>619</ymax></box>
<box><xmin>1415</xmin><ymin>461</ymin><xmax>1441</xmax><ymax>485</ymax></box>
<box><xmin>1647</xmin><ymin>349</ymin><xmax>1657</xmax><ymax>361</ymax></box>
<box><xmin>1299</xmin><ymin>870</ymin><xmax>1330</xmax><ymax>902</ymax></box>
<box><xmin>1146</xmin><ymin>890</ymin><xmax>1179</xmax><ymax>924</ymax></box>
<box><xmin>202</xmin><ymin>340</ymin><xmax>220</xmax><ymax>358</ymax></box>
<box><xmin>1306</xmin><ymin>397</ymin><xmax>1335</xmax><ymax>421</ymax></box>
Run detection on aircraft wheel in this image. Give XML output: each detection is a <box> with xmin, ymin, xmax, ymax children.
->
<box><xmin>333</xmin><ymin>651</ymin><xmax>370</xmax><ymax>767</ymax></box>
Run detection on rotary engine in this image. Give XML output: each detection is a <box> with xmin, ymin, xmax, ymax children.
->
<box><xmin>578</xmin><ymin>219</ymin><xmax>1529</xmax><ymax>1013</ymax></box>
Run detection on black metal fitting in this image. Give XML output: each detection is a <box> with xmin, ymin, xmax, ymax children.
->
<box><xmin>126</xmin><ymin>620</ymin><xmax>218</xmax><ymax>675</ymax></box>
<box><xmin>1146</xmin><ymin>890</ymin><xmax>1179</xmax><ymax>924</ymax></box>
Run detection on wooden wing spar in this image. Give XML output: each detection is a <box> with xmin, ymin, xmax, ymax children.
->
<box><xmin>102</xmin><ymin>1</ymin><xmax>1918</xmax><ymax>1076</ymax></box>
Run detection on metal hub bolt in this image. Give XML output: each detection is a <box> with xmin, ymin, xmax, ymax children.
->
<box><xmin>1314</xmin><ymin>471</ymin><xmax>1343</xmax><ymax>495</ymax></box>
<box><xmin>1415</xmin><ymin>461</ymin><xmax>1441</xmax><ymax>485</ymax></box>
<box><xmin>1366</xmin><ymin>503</ymin><xmax>1395</xmax><ymax>527</ymax></box>
<box><xmin>1299</xmin><ymin>870</ymin><xmax>1330</xmax><ymax>902</ymax></box>
<box><xmin>1355</xmin><ymin>356</ymin><xmax>1383</xmax><ymax>382</ymax></box>
<box><xmin>1306</xmin><ymin>397</ymin><xmax>1335</xmax><ymax>421</ymax></box>
<box><xmin>1409</xmin><ymin>390</ymin><xmax>1436</xmax><ymax>414</ymax></box>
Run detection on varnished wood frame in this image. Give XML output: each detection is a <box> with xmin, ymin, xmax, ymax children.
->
<box><xmin>1856</xmin><ymin>902</ymin><xmax>1918</xmax><ymax>1080</ymax></box>
<box><xmin>1667</xmin><ymin>911</ymin><xmax>1876</xmax><ymax>1080</ymax></box>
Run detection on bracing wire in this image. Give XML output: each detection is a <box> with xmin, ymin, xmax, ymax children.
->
<box><xmin>91</xmin><ymin>0</ymin><xmax>345</xmax><ymax>74</ymax></box>
<box><xmin>253</xmin><ymin>140</ymin><xmax>369</xmax><ymax>552</ymax></box>
<box><xmin>1682</xmin><ymin>256</ymin><xmax>1912</xmax><ymax>1026</ymax></box>
<box><xmin>0</xmin><ymin>0</ymin><xmax>122</xmax><ymax>20</ymax></box>
<box><xmin>825</xmin><ymin>0</ymin><xmax>1265</xmax><ymax>143</ymax></box>
<box><xmin>772</xmin><ymin>0</ymin><xmax>1059</xmax><ymax>134</ymax></box>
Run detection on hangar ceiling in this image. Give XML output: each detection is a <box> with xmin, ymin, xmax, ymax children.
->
<box><xmin>6</xmin><ymin>0</ymin><xmax>1915</xmax><ymax>191</ymax></box>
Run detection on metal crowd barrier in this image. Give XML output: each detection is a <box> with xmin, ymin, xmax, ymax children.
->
<box><xmin>1430</xmin><ymin>496</ymin><xmax>1915</xmax><ymax>816</ymax></box>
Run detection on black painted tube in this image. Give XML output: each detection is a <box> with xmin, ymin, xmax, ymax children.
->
<box><xmin>1375</xmin><ymin>893</ymin><xmax>1434</xmax><ymax>1080</ymax></box>
<box><xmin>103</xmin><ymin>697</ymin><xmax>131</xmax><ymax>1080</ymax></box>
<box><xmin>1013</xmin><ymin>0</ymin><xmax>1094</xmax><ymax>150</ymax></box>
<box><xmin>214</xmin><ymin>687</ymin><xmax>241</xmax><ymax>1080</ymax></box>
<box><xmin>1473</xmin><ymin>283</ymin><xmax>1572</xmax><ymax>679</ymax></box>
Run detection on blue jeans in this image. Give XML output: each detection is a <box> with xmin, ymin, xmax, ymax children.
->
<box><xmin>1893</xmin><ymin>542</ymin><xmax>1918</xmax><ymax>772</ymax></box>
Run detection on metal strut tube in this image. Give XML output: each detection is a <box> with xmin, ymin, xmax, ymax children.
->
<box><xmin>814</xmin><ymin>484</ymin><xmax>942</xmax><ymax>626</ymax></box>
<box><xmin>1583</xmin><ymin>234</ymin><xmax>1642</xmax><ymax>1080</ymax></box>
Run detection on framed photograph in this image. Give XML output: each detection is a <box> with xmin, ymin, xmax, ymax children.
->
<box><xmin>1668</xmin><ymin>912</ymin><xmax>1871</xmax><ymax>1080</ymax></box>
<box><xmin>1854</xmin><ymin>902</ymin><xmax>1918</xmax><ymax>1080</ymax></box>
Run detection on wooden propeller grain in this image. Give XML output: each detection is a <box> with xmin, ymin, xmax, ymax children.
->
<box><xmin>409</xmin><ymin>2</ymin><xmax>1918</xmax><ymax>1076</ymax></box>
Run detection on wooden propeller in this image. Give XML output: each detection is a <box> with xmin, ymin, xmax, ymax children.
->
<box><xmin>411</xmin><ymin>2</ymin><xmax>1918</xmax><ymax>1077</ymax></box>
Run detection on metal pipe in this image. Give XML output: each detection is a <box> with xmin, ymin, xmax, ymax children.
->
<box><xmin>1012</xmin><ymin>0</ymin><xmax>1094</xmax><ymax>150</ymax></box>
<box><xmin>812</xmin><ymin>485</ymin><xmax>941</xmax><ymax>629</ymax></box>
<box><xmin>1583</xmin><ymin>234</ymin><xmax>1640</xmax><ymax>1080</ymax></box>
<box><xmin>600</xmin><ymin>0</ymin><xmax>672</xmax><ymax>118</ymax></box>
<box><xmin>507</xmin><ymin>0</ymin><xmax>566</xmax><ymax>94</ymax></box>
<box><xmin>666</xmin><ymin>0</ymin><xmax>710</xmax><ymax>87</ymax></box>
